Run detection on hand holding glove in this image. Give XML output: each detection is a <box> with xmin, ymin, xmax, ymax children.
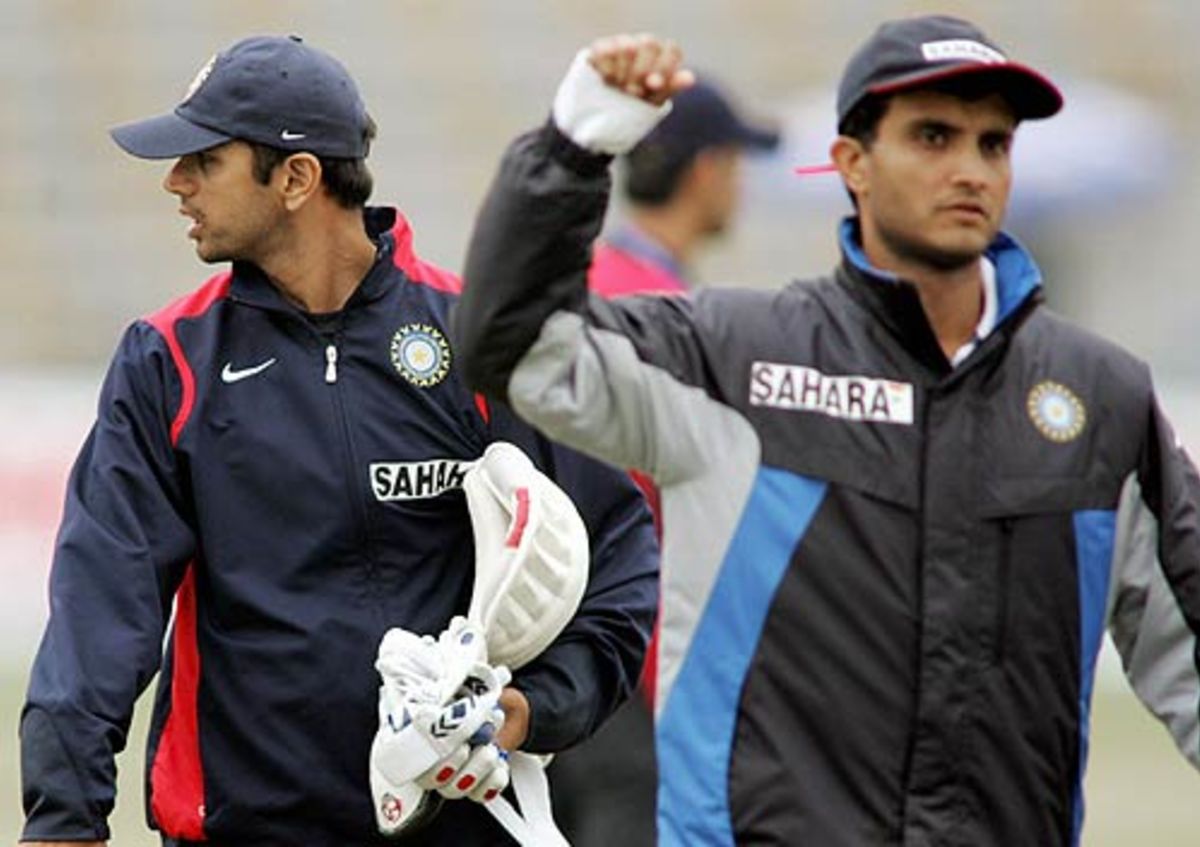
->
<box><xmin>369</xmin><ymin>618</ymin><xmax>514</xmax><ymax>836</ymax></box>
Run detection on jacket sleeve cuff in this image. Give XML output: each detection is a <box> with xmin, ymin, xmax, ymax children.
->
<box><xmin>551</xmin><ymin>48</ymin><xmax>672</xmax><ymax>155</ymax></box>
<box><xmin>539</xmin><ymin>120</ymin><xmax>614</xmax><ymax>178</ymax></box>
<box><xmin>509</xmin><ymin>639</ymin><xmax>617</xmax><ymax>753</ymax></box>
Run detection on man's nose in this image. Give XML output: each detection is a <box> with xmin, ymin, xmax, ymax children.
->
<box><xmin>952</xmin><ymin>147</ymin><xmax>996</xmax><ymax>192</ymax></box>
<box><xmin>162</xmin><ymin>157</ymin><xmax>193</xmax><ymax>196</ymax></box>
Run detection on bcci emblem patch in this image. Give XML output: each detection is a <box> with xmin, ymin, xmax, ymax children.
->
<box><xmin>1027</xmin><ymin>380</ymin><xmax>1086</xmax><ymax>443</ymax></box>
<box><xmin>390</xmin><ymin>323</ymin><xmax>451</xmax><ymax>387</ymax></box>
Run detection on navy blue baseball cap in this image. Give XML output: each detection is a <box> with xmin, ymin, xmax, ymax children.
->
<box><xmin>110</xmin><ymin>35</ymin><xmax>371</xmax><ymax>160</ymax></box>
<box><xmin>837</xmin><ymin>15</ymin><xmax>1062</xmax><ymax>130</ymax></box>
<box><xmin>636</xmin><ymin>77</ymin><xmax>780</xmax><ymax>159</ymax></box>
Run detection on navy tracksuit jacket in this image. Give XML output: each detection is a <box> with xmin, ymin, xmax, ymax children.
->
<box><xmin>19</xmin><ymin>207</ymin><xmax>659</xmax><ymax>846</ymax></box>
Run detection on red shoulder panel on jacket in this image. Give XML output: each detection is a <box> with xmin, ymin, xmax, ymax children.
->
<box><xmin>145</xmin><ymin>272</ymin><xmax>233</xmax><ymax>446</ymax></box>
<box><xmin>388</xmin><ymin>212</ymin><xmax>462</xmax><ymax>293</ymax></box>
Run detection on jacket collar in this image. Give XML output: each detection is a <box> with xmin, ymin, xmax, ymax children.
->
<box><xmin>606</xmin><ymin>223</ymin><xmax>689</xmax><ymax>285</ymax></box>
<box><xmin>835</xmin><ymin>217</ymin><xmax>1043</xmax><ymax>373</ymax></box>
<box><xmin>228</xmin><ymin>206</ymin><xmax>404</xmax><ymax>312</ymax></box>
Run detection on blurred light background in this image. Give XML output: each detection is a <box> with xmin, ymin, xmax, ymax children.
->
<box><xmin>1</xmin><ymin>1</ymin><xmax>1197</xmax><ymax>843</ymax></box>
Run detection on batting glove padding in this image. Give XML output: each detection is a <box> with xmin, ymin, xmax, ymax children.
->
<box><xmin>370</xmin><ymin>621</ymin><xmax>511</xmax><ymax>835</ymax></box>
<box><xmin>463</xmin><ymin>442</ymin><xmax>590</xmax><ymax>670</ymax></box>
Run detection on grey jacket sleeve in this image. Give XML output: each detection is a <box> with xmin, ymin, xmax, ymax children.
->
<box><xmin>1107</xmin><ymin>395</ymin><xmax>1200</xmax><ymax>769</ymax></box>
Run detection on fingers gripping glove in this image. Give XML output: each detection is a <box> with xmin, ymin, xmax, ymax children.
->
<box><xmin>437</xmin><ymin>740</ymin><xmax>511</xmax><ymax>803</ymax></box>
<box><xmin>417</xmin><ymin>667</ymin><xmax>512</xmax><ymax>803</ymax></box>
<box><xmin>369</xmin><ymin>620</ymin><xmax>503</xmax><ymax>835</ymax></box>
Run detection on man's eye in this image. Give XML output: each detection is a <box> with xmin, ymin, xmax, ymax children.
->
<box><xmin>983</xmin><ymin>135</ymin><xmax>1012</xmax><ymax>156</ymax></box>
<box><xmin>920</xmin><ymin>126</ymin><xmax>947</xmax><ymax>146</ymax></box>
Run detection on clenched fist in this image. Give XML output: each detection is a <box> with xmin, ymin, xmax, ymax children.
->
<box><xmin>586</xmin><ymin>33</ymin><xmax>694</xmax><ymax>105</ymax></box>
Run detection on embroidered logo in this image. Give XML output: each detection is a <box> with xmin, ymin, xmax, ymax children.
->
<box><xmin>183</xmin><ymin>54</ymin><xmax>217</xmax><ymax>103</ymax></box>
<box><xmin>380</xmin><ymin>793</ymin><xmax>403</xmax><ymax>824</ymax></box>
<box><xmin>1027</xmin><ymin>380</ymin><xmax>1086</xmax><ymax>443</ymax></box>
<box><xmin>370</xmin><ymin>459</ymin><xmax>470</xmax><ymax>502</ymax></box>
<box><xmin>749</xmin><ymin>361</ymin><xmax>914</xmax><ymax>425</ymax></box>
<box><xmin>920</xmin><ymin>39</ymin><xmax>1006</xmax><ymax>65</ymax></box>
<box><xmin>390</xmin><ymin>323</ymin><xmax>451</xmax><ymax>387</ymax></box>
<box><xmin>220</xmin><ymin>357</ymin><xmax>277</xmax><ymax>384</ymax></box>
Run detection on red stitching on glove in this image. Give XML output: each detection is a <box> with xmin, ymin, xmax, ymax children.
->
<box><xmin>504</xmin><ymin>487</ymin><xmax>531</xmax><ymax>548</ymax></box>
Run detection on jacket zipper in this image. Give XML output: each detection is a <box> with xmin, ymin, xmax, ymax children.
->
<box><xmin>993</xmin><ymin>518</ymin><xmax>1015</xmax><ymax>664</ymax></box>
<box><xmin>896</xmin><ymin>387</ymin><xmax>934</xmax><ymax>837</ymax></box>
<box><xmin>320</xmin><ymin>333</ymin><xmax>380</xmax><ymax>588</ymax></box>
<box><xmin>325</xmin><ymin>343</ymin><xmax>338</xmax><ymax>383</ymax></box>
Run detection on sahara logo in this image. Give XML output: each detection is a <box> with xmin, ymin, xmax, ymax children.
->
<box><xmin>749</xmin><ymin>361</ymin><xmax>914</xmax><ymax>425</ymax></box>
<box><xmin>370</xmin><ymin>459</ymin><xmax>470</xmax><ymax>502</ymax></box>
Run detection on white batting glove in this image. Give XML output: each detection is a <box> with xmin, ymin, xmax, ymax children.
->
<box><xmin>436</xmin><ymin>740</ymin><xmax>511</xmax><ymax>803</ymax></box>
<box><xmin>415</xmin><ymin>662</ymin><xmax>513</xmax><ymax>804</ymax></box>
<box><xmin>369</xmin><ymin>619</ymin><xmax>497</xmax><ymax>835</ymax></box>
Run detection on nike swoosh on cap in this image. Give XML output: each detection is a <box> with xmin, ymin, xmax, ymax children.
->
<box><xmin>221</xmin><ymin>358</ymin><xmax>277</xmax><ymax>383</ymax></box>
<box><xmin>280</xmin><ymin>129</ymin><xmax>306</xmax><ymax>141</ymax></box>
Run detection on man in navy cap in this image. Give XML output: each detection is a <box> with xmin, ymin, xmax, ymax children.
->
<box><xmin>18</xmin><ymin>34</ymin><xmax>658</xmax><ymax>846</ymax></box>
<box><xmin>453</xmin><ymin>17</ymin><xmax>1200</xmax><ymax>846</ymax></box>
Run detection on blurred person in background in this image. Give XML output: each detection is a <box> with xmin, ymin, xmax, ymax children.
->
<box><xmin>17</xmin><ymin>34</ymin><xmax>658</xmax><ymax>847</ymax></box>
<box><xmin>549</xmin><ymin>76</ymin><xmax>778</xmax><ymax>847</ymax></box>
<box><xmin>454</xmin><ymin>16</ymin><xmax>1200</xmax><ymax>847</ymax></box>
<box><xmin>588</xmin><ymin>76</ymin><xmax>779</xmax><ymax>298</ymax></box>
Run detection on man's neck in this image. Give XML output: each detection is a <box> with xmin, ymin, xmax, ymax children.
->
<box><xmin>257</xmin><ymin>208</ymin><xmax>377</xmax><ymax>314</ymax></box>
<box><xmin>628</xmin><ymin>206</ymin><xmax>701</xmax><ymax>268</ymax></box>
<box><xmin>861</xmin><ymin>234</ymin><xmax>986</xmax><ymax>361</ymax></box>
<box><xmin>907</xmin><ymin>262</ymin><xmax>985</xmax><ymax>361</ymax></box>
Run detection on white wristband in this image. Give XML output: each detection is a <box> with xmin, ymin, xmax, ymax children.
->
<box><xmin>551</xmin><ymin>48</ymin><xmax>673</xmax><ymax>155</ymax></box>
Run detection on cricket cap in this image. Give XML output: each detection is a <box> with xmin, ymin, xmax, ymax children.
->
<box><xmin>111</xmin><ymin>35</ymin><xmax>371</xmax><ymax>159</ymax></box>
<box><xmin>837</xmin><ymin>15</ymin><xmax>1062</xmax><ymax>130</ymax></box>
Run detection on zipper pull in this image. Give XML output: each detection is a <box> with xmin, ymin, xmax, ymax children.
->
<box><xmin>325</xmin><ymin>343</ymin><xmax>338</xmax><ymax>384</ymax></box>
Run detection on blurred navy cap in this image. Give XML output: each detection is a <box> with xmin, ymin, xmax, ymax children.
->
<box><xmin>837</xmin><ymin>15</ymin><xmax>1062</xmax><ymax>129</ymax></box>
<box><xmin>635</xmin><ymin>77</ymin><xmax>780</xmax><ymax>159</ymax></box>
<box><xmin>110</xmin><ymin>35</ymin><xmax>371</xmax><ymax>160</ymax></box>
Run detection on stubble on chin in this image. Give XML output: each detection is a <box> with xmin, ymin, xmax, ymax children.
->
<box><xmin>878</xmin><ymin>220</ymin><xmax>992</xmax><ymax>273</ymax></box>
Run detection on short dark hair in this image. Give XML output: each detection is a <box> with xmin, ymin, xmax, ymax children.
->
<box><xmin>622</xmin><ymin>141</ymin><xmax>696</xmax><ymax>207</ymax></box>
<box><xmin>838</xmin><ymin>93</ymin><xmax>891</xmax><ymax>150</ymax></box>
<box><xmin>840</xmin><ymin>76</ymin><xmax>1021</xmax><ymax>150</ymax></box>
<box><xmin>248</xmin><ymin>113</ymin><xmax>378</xmax><ymax>209</ymax></box>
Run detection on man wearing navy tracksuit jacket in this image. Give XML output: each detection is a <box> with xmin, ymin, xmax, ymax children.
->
<box><xmin>453</xmin><ymin>19</ymin><xmax>1200</xmax><ymax>847</ymax></box>
<box><xmin>18</xmin><ymin>36</ymin><xmax>657</xmax><ymax>847</ymax></box>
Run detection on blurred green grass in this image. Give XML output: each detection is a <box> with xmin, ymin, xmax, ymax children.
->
<box><xmin>2</xmin><ymin>666</ymin><xmax>1196</xmax><ymax>845</ymax></box>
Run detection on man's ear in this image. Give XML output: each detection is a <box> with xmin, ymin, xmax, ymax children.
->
<box><xmin>831</xmin><ymin>136</ymin><xmax>868</xmax><ymax>201</ymax></box>
<box><xmin>278</xmin><ymin>153</ymin><xmax>322</xmax><ymax>211</ymax></box>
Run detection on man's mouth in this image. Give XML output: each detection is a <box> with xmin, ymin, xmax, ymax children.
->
<box><xmin>180</xmin><ymin>207</ymin><xmax>204</xmax><ymax>238</ymax></box>
<box><xmin>942</xmin><ymin>201</ymin><xmax>988</xmax><ymax>221</ymax></box>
